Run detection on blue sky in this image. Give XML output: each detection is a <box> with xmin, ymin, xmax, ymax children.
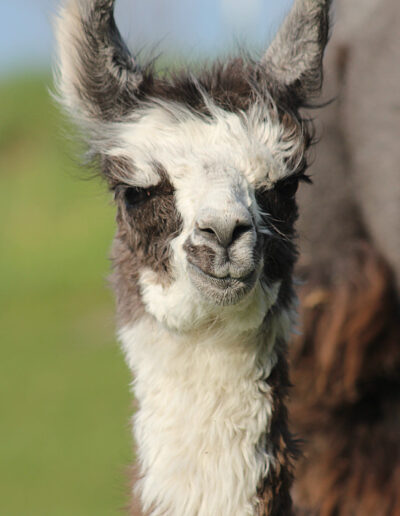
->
<box><xmin>0</xmin><ymin>0</ymin><xmax>293</xmax><ymax>77</ymax></box>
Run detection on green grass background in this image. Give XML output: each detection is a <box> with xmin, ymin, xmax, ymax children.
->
<box><xmin>0</xmin><ymin>74</ymin><xmax>132</xmax><ymax>515</ymax></box>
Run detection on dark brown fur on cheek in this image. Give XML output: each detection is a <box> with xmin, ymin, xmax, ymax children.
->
<box><xmin>110</xmin><ymin>177</ymin><xmax>182</xmax><ymax>327</ymax></box>
<box><xmin>256</xmin><ymin>186</ymin><xmax>300</xmax><ymax>313</ymax></box>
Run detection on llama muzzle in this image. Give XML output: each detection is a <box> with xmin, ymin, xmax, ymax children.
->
<box><xmin>183</xmin><ymin>206</ymin><xmax>260</xmax><ymax>305</ymax></box>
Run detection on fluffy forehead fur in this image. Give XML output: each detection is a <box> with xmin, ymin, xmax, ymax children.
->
<box><xmin>106</xmin><ymin>96</ymin><xmax>309</xmax><ymax>192</ymax></box>
<box><xmin>55</xmin><ymin>0</ymin><xmax>328</xmax><ymax>191</ymax></box>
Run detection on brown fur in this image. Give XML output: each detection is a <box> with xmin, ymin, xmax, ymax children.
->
<box><xmin>110</xmin><ymin>169</ymin><xmax>182</xmax><ymax>326</ymax></box>
<box><xmin>291</xmin><ymin>242</ymin><xmax>400</xmax><ymax>515</ymax></box>
<box><xmin>258</xmin><ymin>348</ymin><xmax>299</xmax><ymax>515</ymax></box>
<box><xmin>183</xmin><ymin>242</ymin><xmax>217</xmax><ymax>275</ymax></box>
<box><xmin>290</xmin><ymin>2</ymin><xmax>400</xmax><ymax>510</ymax></box>
<box><xmin>151</xmin><ymin>59</ymin><xmax>256</xmax><ymax>114</ymax></box>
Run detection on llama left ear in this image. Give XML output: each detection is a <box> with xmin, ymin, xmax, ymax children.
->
<box><xmin>55</xmin><ymin>0</ymin><xmax>144</xmax><ymax>125</ymax></box>
<box><xmin>262</xmin><ymin>0</ymin><xmax>332</xmax><ymax>105</ymax></box>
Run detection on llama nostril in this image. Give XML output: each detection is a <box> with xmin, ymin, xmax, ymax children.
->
<box><xmin>231</xmin><ymin>223</ymin><xmax>253</xmax><ymax>243</ymax></box>
<box><xmin>196</xmin><ymin>218</ymin><xmax>253</xmax><ymax>249</ymax></box>
<box><xmin>200</xmin><ymin>226</ymin><xmax>216</xmax><ymax>236</ymax></box>
<box><xmin>196</xmin><ymin>222</ymin><xmax>220</xmax><ymax>243</ymax></box>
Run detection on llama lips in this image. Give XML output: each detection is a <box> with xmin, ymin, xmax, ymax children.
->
<box><xmin>187</xmin><ymin>262</ymin><xmax>258</xmax><ymax>305</ymax></box>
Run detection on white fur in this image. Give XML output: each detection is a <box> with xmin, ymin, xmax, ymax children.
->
<box><xmin>54</xmin><ymin>0</ymin><xmax>81</xmax><ymax>116</ymax></box>
<box><xmin>120</xmin><ymin>308</ymin><xmax>291</xmax><ymax>516</ymax></box>
<box><xmin>107</xmin><ymin>100</ymin><xmax>304</xmax><ymax>190</ymax></box>
<box><xmin>139</xmin><ymin>255</ymin><xmax>280</xmax><ymax>335</ymax></box>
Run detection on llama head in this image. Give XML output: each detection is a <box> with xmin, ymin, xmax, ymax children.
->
<box><xmin>55</xmin><ymin>0</ymin><xmax>331</xmax><ymax>333</ymax></box>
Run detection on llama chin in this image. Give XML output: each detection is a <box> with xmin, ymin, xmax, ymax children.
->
<box><xmin>55</xmin><ymin>0</ymin><xmax>332</xmax><ymax>514</ymax></box>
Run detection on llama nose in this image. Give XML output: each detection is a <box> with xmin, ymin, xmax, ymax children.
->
<box><xmin>196</xmin><ymin>212</ymin><xmax>254</xmax><ymax>248</ymax></box>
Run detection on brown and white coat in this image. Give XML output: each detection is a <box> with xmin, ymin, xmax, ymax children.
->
<box><xmin>55</xmin><ymin>1</ymin><xmax>332</xmax><ymax>514</ymax></box>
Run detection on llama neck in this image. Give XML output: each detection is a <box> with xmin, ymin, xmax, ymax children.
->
<box><xmin>120</xmin><ymin>312</ymin><xmax>292</xmax><ymax>516</ymax></box>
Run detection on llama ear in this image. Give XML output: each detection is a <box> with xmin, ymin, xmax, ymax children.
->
<box><xmin>55</xmin><ymin>0</ymin><xmax>144</xmax><ymax>123</ymax></box>
<box><xmin>261</xmin><ymin>0</ymin><xmax>332</xmax><ymax>105</ymax></box>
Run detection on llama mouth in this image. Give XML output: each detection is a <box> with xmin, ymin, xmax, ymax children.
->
<box><xmin>187</xmin><ymin>263</ymin><xmax>258</xmax><ymax>305</ymax></box>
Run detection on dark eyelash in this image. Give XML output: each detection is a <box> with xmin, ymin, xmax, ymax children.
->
<box><xmin>285</xmin><ymin>169</ymin><xmax>312</xmax><ymax>184</ymax></box>
<box><xmin>255</xmin><ymin>172</ymin><xmax>311</xmax><ymax>206</ymax></box>
<box><xmin>298</xmin><ymin>172</ymin><xmax>312</xmax><ymax>184</ymax></box>
<box><xmin>124</xmin><ymin>186</ymin><xmax>154</xmax><ymax>209</ymax></box>
<box><xmin>113</xmin><ymin>181</ymin><xmax>175</xmax><ymax>209</ymax></box>
<box><xmin>112</xmin><ymin>184</ymin><xmax>154</xmax><ymax>208</ymax></box>
<box><xmin>275</xmin><ymin>172</ymin><xmax>312</xmax><ymax>195</ymax></box>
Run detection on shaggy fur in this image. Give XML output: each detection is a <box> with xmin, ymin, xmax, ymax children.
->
<box><xmin>55</xmin><ymin>1</ymin><xmax>332</xmax><ymax>514</ymax></box>
<box><xmin>291</xmin><ymin>1</ymin><xmax>400</xmax><ymax>512</ymax></box>
<box><xmin>292</xmin><ymin>243</ymin><xmax>400</xmax><ymax>516</ymax></box>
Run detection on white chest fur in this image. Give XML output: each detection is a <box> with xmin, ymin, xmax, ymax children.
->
<box><xmin>120</xmin><ymin>318</ymin><xmax>282</xmax><ymax>516</ymax></box>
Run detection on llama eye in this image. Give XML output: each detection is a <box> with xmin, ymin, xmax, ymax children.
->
<box><xmin>125</xmin><ymin>187</ymin><xmax>153</xmax><ymax>209</ymax></box>
<box><xmin>275</xmin><ymin>177</ymin><xmax>299</xmax><ymax>198</ymax></box>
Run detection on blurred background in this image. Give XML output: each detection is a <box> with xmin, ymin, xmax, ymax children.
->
<box><xmin>0</xmin><ymin>1</ymin><xmax>294</xmax><ymax>515</ymax></box>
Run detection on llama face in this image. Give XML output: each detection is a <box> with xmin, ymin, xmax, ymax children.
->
<box><xmin>55</xmin><ymin>0</ymin><xmax>331</xmax><ymax>332</ymax></box>
<box><xmin>107</xmin><ymin>100</ymin><xmax>308</xmax><ymax>331</ymax></box>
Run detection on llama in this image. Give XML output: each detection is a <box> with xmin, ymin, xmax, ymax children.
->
<box><xmin>55</xmin><ymin>0</ymin><xmax>331</xmax><ymax>514</ymax></box>
<box><xmin>290</xmin><ymin>0</ymin><xmax>400</xmax><ymax>513</ymax></box>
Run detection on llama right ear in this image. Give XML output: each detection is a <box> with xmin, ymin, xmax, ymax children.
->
<box><xmin>55</xmin><ymin>0</ymin><xmax>144</xmax><ymax>124</ymax></box>
<box><xmin>261</xmin><ymin>0</ymin><xmax>332</xmax><ymax>106</ymax></box>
